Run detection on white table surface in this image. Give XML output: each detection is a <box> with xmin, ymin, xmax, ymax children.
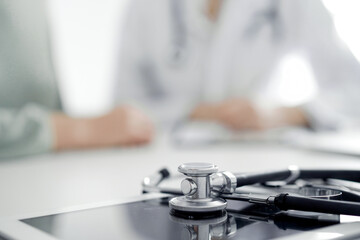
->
<box><xmin>0</xmin><ymin>133</ymin><xmax>359</xmax><ymax>218</ymax></box>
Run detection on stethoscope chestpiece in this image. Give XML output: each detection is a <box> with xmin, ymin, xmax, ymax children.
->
<box><xmin>169</xmin><ymin>162</ymin><xmax>227</xmax><ymax>219</ymax></box>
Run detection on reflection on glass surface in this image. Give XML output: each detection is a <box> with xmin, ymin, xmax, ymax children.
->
<box><xmin>21</xmin><ymin>197</ymin><xmax>338</xmax><ymax>240</ymax></box>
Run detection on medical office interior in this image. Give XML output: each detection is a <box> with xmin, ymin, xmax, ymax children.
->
<box><xmin>2</xmin><ymin>0</ymin><xmax>360</xmax><ymax>239</ymax></box>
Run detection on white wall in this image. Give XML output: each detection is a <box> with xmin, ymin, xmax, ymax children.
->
<box><xmin>48</xmin><ymin>0</ymin><xmax>129</xmax><ymax>117</ymax></box>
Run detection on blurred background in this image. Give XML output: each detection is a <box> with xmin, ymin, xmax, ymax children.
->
<box><xmin>1</xmin><ymin>0</ymin><xmax>355</xmax><ymax>158</ymax></box>
<box><xmin>47</xmin><ymin>0</ymin><xmax>360</xmax><ymax>117</ymax></box>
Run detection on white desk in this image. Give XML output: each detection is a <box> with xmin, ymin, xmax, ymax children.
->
<box><xmin>0</xmin><ymin>133</ymin><xmax>359</xmax><ymax>218</ymax></box>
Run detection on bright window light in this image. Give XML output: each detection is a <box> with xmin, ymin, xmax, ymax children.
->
<box><xmin>267</xmin><ymin>54</ymin><xmax>318</xmax><ymax>106</ymax></box>
<box><xmin>314</xmin><ymin>232</ymin><xmax>343</xmax><ymax>239</ymax></box>
<box><xmin>322</xmin><ymin>0</ymin><xmax>360</xmax><ymax>62</ymax></box>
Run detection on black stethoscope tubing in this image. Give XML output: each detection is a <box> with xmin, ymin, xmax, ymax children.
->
<box><xmin>231</xmin><ymin>169</ymin><xmax>360</xmax><ymax>216</ymax></box>
<box><xmin>222</xmin><ymin>192</ymin><xmax>360</xmax><ymax>217</ymax></box>
<box><xmin>153</xmin><ymin>187</ymin><xmax>360</xmax><ymax>217</ymax></box>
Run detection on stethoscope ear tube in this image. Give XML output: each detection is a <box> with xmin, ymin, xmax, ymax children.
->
<box><xmin>235</xmin><ymin>169</ymin><xmax>292</xmax><ymax>187</ymax></box>
<box><xmin>274</xmin><ymin>193</ymin><xmax>360</xmax><ymax>216</ymax></box>
<box><xmin>235</xmin><ymin>169</ymin><xmax>360</xmax><ymax>188</ymax></box>
<box><xmin>299</xmin><ymin>170</ymin><xmax>360</xmax><ymax>182</ymax></box>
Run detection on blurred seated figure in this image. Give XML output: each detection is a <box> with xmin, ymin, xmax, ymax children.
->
<box><xmin>116</xmin><ymin>0</ymin><xmax>360</xmax><ymax>132</ymax></box>
<box><xmin>0</xmin><ymin>0</ymin><xmax>153</xmax><ymax>158</ymax></box>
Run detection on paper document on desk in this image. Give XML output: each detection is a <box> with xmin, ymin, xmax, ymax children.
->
<box><xmin>172</xmin><ymin>121</ymin><xmax>360</xmax><ymax>156</ymax></box>
<box><xmin>171</xmin><ymin>121</ymin><xmax>289</xmax><ymax>146</ymax></box>
<box><xmin>288</xmin><ymin>130</ymin><xmax>360</xmax><ymax>156</ymax></box>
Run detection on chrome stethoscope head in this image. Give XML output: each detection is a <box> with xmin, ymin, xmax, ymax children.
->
<box><xmin>169</xmin><ymin>162</ymin><xmax>228</xmax><ymax>219</ymax></box>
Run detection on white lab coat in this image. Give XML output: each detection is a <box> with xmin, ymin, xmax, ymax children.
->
<box><xmin>116</xmin><ymin>0</ymin><xmax>360</xmax><ymax>129</ymax></box>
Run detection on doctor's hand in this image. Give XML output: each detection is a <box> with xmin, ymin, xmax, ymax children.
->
<box><xmin>190</xmin><ymin>99</ymin><xmax>263</xmax><ymax>130</ymax></box>
<box><xmin>190</xmin><ymin>99</ymin><xmax>308</xmax><ymax>131</ymax></box>
<box><xmin>52</xmin><ymin>106</ymin><xmax>154</xmax><ymax>150</ymax></box>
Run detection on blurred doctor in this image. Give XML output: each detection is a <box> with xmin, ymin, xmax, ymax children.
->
<box><xmin>116</xmin><ymin>0</ymin><xmax>360</xmax><ymax>131</ymax></box>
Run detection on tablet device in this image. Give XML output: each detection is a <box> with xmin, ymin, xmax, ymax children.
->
<box><xmin>1</xmin><ymin>193</ymin><xmax>360</xmax><ymax>240</ymax></box>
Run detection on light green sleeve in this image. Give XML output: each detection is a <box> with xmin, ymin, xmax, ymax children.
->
<box><xmin>0</xmin><ymin>104</ymin><xmax>54</xmax><ymax>159</ymax></box>
<box><xmin>0</xmin><ymin>0</ymin><xmax>61</xmax><ymax>159</ymax></box>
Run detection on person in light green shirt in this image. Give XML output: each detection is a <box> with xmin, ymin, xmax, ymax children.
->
<box><xmin>0</xmin><ymin>0</ymin><xmax>153</xmax><ymax>159</ymax></box>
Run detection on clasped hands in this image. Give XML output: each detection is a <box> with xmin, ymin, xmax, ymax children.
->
<box><xmin>52</xmin><ymin>99</ymin><xmax>306</xmax><ymax>150</ymax></box>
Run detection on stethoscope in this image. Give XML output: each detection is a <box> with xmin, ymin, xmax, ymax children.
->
<box><xmin>168</xmin><ymin>0</ymin><xmax>282</xmax><ymax>66</ymax></box>
<box><xmin>143</xmin><ymin>162</ymin><xmax>360</xmax><ymax>219</ymax></box>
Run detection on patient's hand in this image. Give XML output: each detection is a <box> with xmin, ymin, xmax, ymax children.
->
<box><xmin>52</xmin><ymin>106</ymin><xmax>154</xmax><ymax>150</ymax></box>
<box><xmin>190</xmin><ymin>99</ymin><xmax>308</xmax><ymax>131</ymax></box>
<box><xmin>97</xmin><ymin>106</ymin><xmax>154</xmax><ymax>146</ymax></box>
